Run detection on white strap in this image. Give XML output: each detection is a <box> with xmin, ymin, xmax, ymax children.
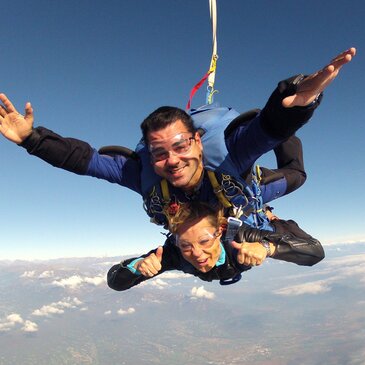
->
<box><xmin>207</xmin><ymin>0</ymin><xmax>218</xmax><ymax>89</ymax></box>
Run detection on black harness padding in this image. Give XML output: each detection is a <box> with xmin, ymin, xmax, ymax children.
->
<box><xmin>98</xmin><ymin>145</ymin><xmax>140</xmax><ymax>161</ymax></box>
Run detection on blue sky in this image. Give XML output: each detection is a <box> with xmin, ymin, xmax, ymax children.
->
<box><xmin>0</xmin><ymin>0</ymin><xmax>364</xmax><ymax>260</ymax></box>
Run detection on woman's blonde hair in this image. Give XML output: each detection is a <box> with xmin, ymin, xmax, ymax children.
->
<box><xmin>167</xmin><ymin>201</ymin><xmax>227</xmax><ymax>234</ymax></box>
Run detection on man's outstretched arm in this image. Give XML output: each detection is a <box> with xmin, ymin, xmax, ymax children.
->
<box><xmin>261</xmin><ymin>47</ymin><xmax>356</xmax><ymax>139</ymax></box>
<box><xmin>0</xmin><ymin>93</ymin><xmax>141</xmax><ymax>191</ymax></box>
<box><xmin>282</xmin><ymin>47</ymin><xmax>356</xmax><ymax>108</ymax></box>
<box><xmin>228</xmin><ymin>47</ymin><xmax>356</xmax><ymax>174</ymax></box>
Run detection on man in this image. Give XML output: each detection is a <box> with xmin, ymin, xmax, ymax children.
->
<box><xmin>0</xmin><ymin>48</ymin><xmax>356</xmax><ymax>235</ymax></box>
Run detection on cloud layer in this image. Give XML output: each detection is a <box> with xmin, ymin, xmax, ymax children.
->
<box><xmin>274</xmin><ymin>253</ymin><xmax>365</xmax><ymax>296</ymax></box>
<box><xmin>0</xmin><ymin>313</ymin><xmax>38</xmax><ymax>333</ymax></box>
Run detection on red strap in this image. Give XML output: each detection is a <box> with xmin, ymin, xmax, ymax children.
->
<box><xmin>186</xmin><ymin>70</ymin><xmax>213</xmax><ymax>110</ymax></box>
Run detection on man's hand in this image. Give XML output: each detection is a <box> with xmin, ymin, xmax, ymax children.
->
<box><xmin>135</xmin><ymin>246</ymin><xmax>163</xmax><ymax>278</ymax></box>
<box><xmin>0</xmin><ymin>93</ymin><xmax>34</xmax><ymax>144</ymax></box>
<box><xmin>282</xmin><ymin>47</ymin><xmax>356</xmax><ymax>108</ymax></box>
<box><xmin>231</xmin><ymin>241</ymin><xmax>268</xmax><ymax>266</ymax></box>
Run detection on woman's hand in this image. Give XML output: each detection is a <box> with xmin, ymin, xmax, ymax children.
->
<box><xmin>135</xmin><ymin>246</ymin><xmax>163</xmax><ymax>277</ymax></box>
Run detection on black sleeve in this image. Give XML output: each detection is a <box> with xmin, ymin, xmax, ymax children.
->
<box><xmin>259</xmin><ymin>134</ymin><xmax>307</xmax><ymax>195</ymax></box>
<box><xmin>107</xmin><ymin>261</ymin><xmax>148</xmax><ymax>291</ymax></box>
<box><xmin>235</xmin><ymin>220</ymin><xmax>325</xmax><ymax>267</ymax></box>
<box><xmin>107</xmin><ymin>240</ymin><xmax>181</xmax><ymax>292</ymax></box>
<box><xmin>19</xmin><ymin>127</ymin><xmax>94</xmax><ymax>174</ymax></box>
<box><xmin>269</xmin><ymin>219</ymin><xmax>325</xmax><ymax>266</ymax></box>
<box><xmin>260</xmin><ymin>75</ymin><xmax>323</xmax><ymax>139</ymax></box>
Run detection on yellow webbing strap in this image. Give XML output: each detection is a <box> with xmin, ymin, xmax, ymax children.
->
<box><xmin>255</xmin><ymin>164</ymin><xmax>262</xmax><ymax>184</ymax></box>
<box><xmin>206</xmin><ymin>55</ymin><xmax>219</xmax><ymax>104</ymax></box>
<box><xmin>254</xmin><ymin>165</ymin><xmax>263</xmax><ymax>214</ymax></box>
<box><xmin>160</xmin><ymin>179</ymin><xmax>170</xmax><ymax>202</ymax></box>
<box><xmin>207</xmin><ymin>170</ymin><xmax>232</xmax><ymax>208</ymax></box>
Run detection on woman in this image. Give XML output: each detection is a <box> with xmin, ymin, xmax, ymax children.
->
<box><xmin>107</xmin><ymin>202</ymin><xmax>324</xmax><ymax>291</ymax></box>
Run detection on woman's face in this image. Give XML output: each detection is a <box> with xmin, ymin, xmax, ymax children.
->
<box><xmin>175</xmin><ymin>217</ymin><xmax>222</xmax><ymax>273</ymax></box>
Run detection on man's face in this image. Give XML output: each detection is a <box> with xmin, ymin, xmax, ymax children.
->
<box><xmin>175</xmin><ymin>217</ymin><xmax>222</xmax><ymax>273</ymax></box>
<box><xmin>147</xmin><ymin>120</ymin><xmax>204</xmax><ymax>192</ymax></box>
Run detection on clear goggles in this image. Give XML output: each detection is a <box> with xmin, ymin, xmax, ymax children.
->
<box><xmin>176</xmin><ymin>230</ymin><xmax>220</xmax><ymax>252</ymax></box>
<box><xmin>149</xmin><ymin>133</ymin><xmax>196</xmax><ymax>162</ymax></box>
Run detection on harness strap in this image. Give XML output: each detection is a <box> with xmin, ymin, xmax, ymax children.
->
<box><xmin>255</xmin><ymin>164</ymin><xmax>262</xmax><ymax>184</ymax></box>
<box><xmin>160</xmin><ymin>179</ymin><xmax>170</xmax><ymax>202</ymax></box>
<box><xmin>252</xmin><ymin>166</ymin><xmax>264</xmax><ymax>215</ymax></box>
<box><xmin>219</xmin><ymin>216</ymin><xmax>244</xmax><ymax>287</ymax></box>
<box><xmin>207</xmin><ymin>171</ymin><xmax>232</xmax><ymax>208</ymax></box>
<box><xmin>224</xmin><ymin>217</ymin><xmax>242</xmax><ymax>245</ymax></box>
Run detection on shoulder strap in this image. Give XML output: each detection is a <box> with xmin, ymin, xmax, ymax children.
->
<box><xmin>207</xmin><ymin>171</ymin><xmax>232</xmax><ymax>208</ymax></box>
<box><xmin>160</xmin><ymin>179</ymin><xmax>170</xmax><ymax>202</ymax></box>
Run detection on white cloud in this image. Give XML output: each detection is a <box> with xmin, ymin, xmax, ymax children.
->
<box><xmin>32</xmin><ymin>297</ymin><xmax>83</xmax><ymax>317</ymax></box>
<box><xmin>272</xmin><ymin>253</ymin><xmax>365</xmax><ymax>297</ymax></box>
<box><xmin>84</xmin><ymin>276</ymin><xmax>105</xmax><ymax>286</ymax></box>
<box><xmin>6</xmin><ymin>313</ymin><xmax>24</xmax><ymax>324</ymax></box>
<box><xmin>0</xmin><ymin>323</ymin><xmax>12</xmax><ymax>332</ymax></box>
<box><xmin>72</xmin><ymin>297</ymin><xmax>83</xmax><ymax>306</ymax></box>
<box><xmin>139</xmin><ymin>278</ymin><xmax>169</xmax><ymax>289</ymax></box>
<box><xmin>323</xmin><ymin>238</ymin><xmax>365</xmax><ymax>246</ymax></box>
<box><xmin>337</xmin><ymin>265</ymin><xmax>365</xmax><ymax>277</ymax></box>
<box><xmin>117</xmin><ymin>307</ymin><xmax>135</xmax><ymax>316</ymax></box>
<box><xmin>191</xmin><ymin>286</ymin><xmax>215</xmax><ymax>300</ymax></box>
<box><xmin>21</xmin><ymin>320</ymin><xmax>38</xmax><ymax>333</ymax></box>
<box><xmin>158</xmin><ymin>272</ymin><xmax>192</xmax><ymax>279</ymax></box>
<box><xmin>99</xmin><ymin>261</ymin><xmax>119</xmax><ymax>267</ymax></box>
<box><xmin>32</xmin><ymin>305</ymin><xmax>65</xmax><ymax>317</ymax></box>
<box><xmin>52</xmin><ymin>275</ymin><xmax>84</xmax><ymax>289</ymax></box>
<box><xmin>104</xmin><ymin>310</ymin><xmax>112</xmax><ymax>315</ymax></box>
<box><xmin>39</xmin><ymin>270</ymin><xmax>54</xmax><ymax>278</ymax></box>
<box><xmin>149</xmin><ymin>278</ymin><xmax>168</xmax><ymax>289</ymax></box>
<box><xmin>325</xmin><ymin>254</ymin><xmax>365</xmax><ymax>267</ymax></box>
<box><xmin>274</xmin><ymin>280</ymin><xmax>331</xmax><ymax>296</ymax></box>
<box><xmin>52</xmin><ymin>274</ymin><xmax>105</xmax><ymax>289</ymax></box>
<box><xmin>317</xmin><ymin>254</ymin><xmax>365</xmax><ymax>284</ymax></box>
<box><xmin>20</xmin><ymin>271</ymin><xmax>36</xmax><ymax>278</ymax></box>
<box><xmin>140</xmin><ymin>274</ymin><xmax>189</xmax><ymax>289</ymax></box>
<box><xmin>21</xmin><ymin>270</ymin><xmax>55</xmax><ymax>279</ymax></box>
<box><xmin>0</xmin><ymin>313</ymin><xmax>24</xmax><ymax>332</ymax></box>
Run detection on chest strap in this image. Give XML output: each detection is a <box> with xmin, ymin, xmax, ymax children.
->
<box><xmin>207</xmin><ymin>170</ymin><xmax>232</xmax><ymax>208</ymax></box>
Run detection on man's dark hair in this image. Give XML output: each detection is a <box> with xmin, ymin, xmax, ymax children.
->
<box><xmin>140</xmin><ymin>106</ymin><xmax>196</xmax><ymax>144</ymax></box>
